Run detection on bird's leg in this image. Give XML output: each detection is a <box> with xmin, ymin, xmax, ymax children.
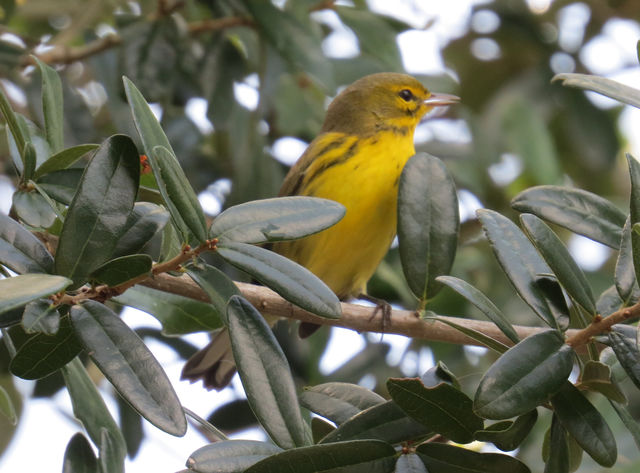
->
<box><xmin>357</xmin><ymin>293</ymin><xmax>392</xmax><ymax>333</ymax></box>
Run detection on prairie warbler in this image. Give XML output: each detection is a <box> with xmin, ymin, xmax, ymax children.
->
<box><xmin>182</xmin><ymin>72</ymin><xmax>458</xmax><ymax>389</ymax></box>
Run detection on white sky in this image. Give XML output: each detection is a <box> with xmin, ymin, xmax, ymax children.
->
<box><xmin>2</xmin><ymin>0</ymin><xmax>640</xmax><ymax>471</ymax></box>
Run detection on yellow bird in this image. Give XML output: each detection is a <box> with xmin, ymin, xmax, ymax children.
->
<box><xmin>182</xmin><ymin>72</ymin><xmax>458</xmax><ymax>389</ymax></box>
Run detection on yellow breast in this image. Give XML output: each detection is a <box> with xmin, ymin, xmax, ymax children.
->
<box><xmin>274</xmin><ymin>131</ymin><xmax>416</xmax><ymax>299</ymax></box>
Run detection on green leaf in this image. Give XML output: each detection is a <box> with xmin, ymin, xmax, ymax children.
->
<box><xmin>62</xmin><ymin>433</ymin><xmax>98</xmax><ymax>473</ymax></box>
<box><xmin>9</xmin><ymin>313</ymin><xmax>81</xmax><ymax>379</ymax></box>
<box><xmin>436</xmin><ymin>276</ymin><xmax>519</xmax><ymax>344</ymax></box>
<box><xmin>61</xmin><ymin>358</ymin><xmax>126</xmax><ymax>471</ymax></box>
<box><xmin>615</xmin><ymin>218</ymin><xmax>640</xmax><ymax>304</ymax></box>
<box><xmin>387</xmin><ymin>377</ymin><xmax>483</xmax><ymax>443</ymax></box>
<box><xmin>320</xmin><ymin>400</ymin><xmax>432</xmax><ymax>444</ymax></box>
<box><xmin>553</xmin><ymin>72</ymin><xmax>640</xmax><ymax>109</ymax></box>
<box><xmin>474</xmin><ymin>330</ymin><xmax>574</xmax><ymax>419</ymax></box>
<box><xmin>226</xmin><ymin>295</ymin><xmax>312</xmax><ymax>448</ymax></box>
<box><xmin>477</xmin><ymin>209</ymin><xmax>557</xmax><ymax>327</ymax></box>
<box><xmin>544</xmin><ymin>415</ymin><xmax>569</xmax><ymax>473</ymax></box>
<box><xmin>36</xmin><ymin>168</ymin><xmax>84</xmax><ymax>205</ymax></box>
<box><xmin>33</xmin><ymin>56</ymin><xmax>64</xmax><ymax>153</ymax></box>
<box><xmin>475</xmin><ymin>410</ymin><xmax>538</xmax><ymax>451</ymax></box>
<box><xmin>610</xmin><ymin>400</ymin><xmax>640</xmax><ymax>450</ymax></box>
<box><xmin>242</xmin><ymin>0</ymin><xmax>334</xmax><ymax>92</ymax></box>
<box><xmin>55</xmin><ymin>135</ymin><xmax>140</xmax><ymax>286</ymax></box>
<box><xmin>89</xmin><ymin>254</ymin><xmax>152</xmax><ymax>286</ymax></box>
<box><xmin>0</xmin><ymin>274</ymin><xmax>71</xmax><ymax>315</ymax></box>
<box><xmin>0</xmin><ymin>213</ymin><xmax>54</xmax><ymax>274</ymax></box>
<box><xmin>151</xmin><ymin>145</ymin><xmax>208</xmax><ymax>243</ymax></box>
<box><xmin>210</xmin><ymin>196</ymin><xmax>345</xmax><ymax>244</ymax></box>
<box><xmin>551</xmin><ymin>382</ymin><xmax>617</xmax><ymax>467</ymax></box>
<box><xmin>299</xmin><ymin>382</ymin><xmax>386</xmax><ymax>425</ymax></box>
<box><xmin>34</xmin><ymin>144</ymin><xmax>98</xmax><ymax>179</ymax></box>
<box><xmin>395</xmin><ymin>453</ymin><xmax>428</xmax><ymax>473</ymax></box>
<box><xmin>398</xmin><ymin>153</ymin><xmax>459</xmax><ymax>301</ymax></box>
<box><xmin>511</xmin><ymin>186</ymin><xmax>625</xmax><ymax>249</ymax></box>
<box><xmin>580</xmin><ymin>360</ymin><xmax>626</xmax><ymax>403</ymax></box>
<box><xmin>22</xmin><ymin>299</ymin><xmax>60</xmax><ymax>335</ymax></box>
<box><xmin>22</xmin><ymin>141</ymin><xmax>36</xmax><ymax>182</ymax></box>
<box><xmin>416</xmin><ymin>443</ymin><xmax>531</xmax><ymax>473</ymax></box>
<box><xmin>98</xmin><ymin>427</ymin><xmax>123</xmax><ymax>473</ymax></box>
<box><xmin>123</xmin><ymin>76</ymin><xmax>207</xmax><ymax>243</ymax></box>
<box><xmin>113</xmin><ymin>285</ymin><xmax>224</xmax><ymax>336</ymax></box>
<box><xmin>0</xmin><ymin>82</ymin><xmax>26</xmax><ymax>162</ymax></box>
<box><xmin>112</xmin><ymin>202</ymin><xmax>169</xmax><ymax>258</ymax></box>
<box><xmin>245</xmin><ymin>440</ymin><xmax>396</xmax><ymax>473</ymax></box>
<box><xmin>627</xmin><ymin>154</ymin><xmax>640</xmax><ymax>299</ymax></box>
<box><xmin>426</xmin><ymin>314</ymin><xmax>510</xmax><ymax>354</ymax></box>
<box><xmin>421</xmin><ymin>361</ymin><xmax>460</xmax><ymax>388</ymax></box>
<box><xmin>218</xmin><ymin>241</ymin><xmax>341</xmax><ymax>319</ymax></box>
<box><xmin>70</xmin><ymin>301</ymin><xmax>187</xmax><ymax>436</ymax></box>
<box><xmin>608</xmin><ymin>330</ymin><xmax>640</xmax><ymax>390</ymax></box>
<box><xmin>187</xmin><ymin>440</ymin><xmax>283</xmax><ymax>473</ymax></box>
<box><xmin>520</xmin><ymin>214</ymin><xmax>596</xmax><ymax>314</ymax></box>
<box><xmin>185</xmin><ymin>262</ymin><xmax>241</xmax><ymax>319</ymax></box>
<box><xmin>12</xmin><ymin>189</ymin><xmax>57</xmax><ymax>228</ymax></box>
<box><xmin>0</xmin><ymin>385</ymin><xmax>17</xmax><ymax>426</ymax></box>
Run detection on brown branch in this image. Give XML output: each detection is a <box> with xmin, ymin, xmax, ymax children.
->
<box><xmin>566</xmin><ymin>304</ymin><xmax>640</xmax><ymax>347</ymax></box>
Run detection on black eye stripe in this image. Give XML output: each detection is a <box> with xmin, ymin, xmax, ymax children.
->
<box><xmin>399</xmin><ymin>89</ymin><xmax>413</xmax><ymax>101</ymax></box>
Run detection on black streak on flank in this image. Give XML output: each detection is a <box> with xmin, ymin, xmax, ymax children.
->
<box><xmin>303</xmin><ymin>140</ymin><xmax>359</xmax><ymax>189</ymax></box>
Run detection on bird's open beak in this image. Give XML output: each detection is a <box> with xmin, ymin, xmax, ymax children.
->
<box><xmin>424</xmin><ymin>93</ymin><xmax>460</xmax><ymax>107</ymax></box>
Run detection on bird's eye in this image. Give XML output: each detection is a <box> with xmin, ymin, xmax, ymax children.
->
<box><xmin>398</xmin><ymin>89</ymin><xmax>413</xmax><ymax>101</ymax></box>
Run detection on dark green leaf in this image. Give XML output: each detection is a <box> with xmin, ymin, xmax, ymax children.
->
<box><xmin>0</xmin><ymin>306</ymin><xmax>23</xmax><ymax>328</ymax></box>
<box><xmin>416</xmin><ymin>443</ymin><xmax>531</xmax><ymax>473</ymax></box>
<box><xmin>388</xmin><ymin>377</ymin><xmax>483</xmax><ymax>443</ymax></box>
<box><xmin>320</xmin><ymin>400</ymin><xmax>432</xmax><ymax>444</ymax></box>
<box><xmin>245</xmin><ymin>440</ymin><xmax>396</xmax><ymax>473</ymax></box>
<box><xmin>151</xmin><ymin>145</ymin><xmax>208</xmax><ymax>243</ymax></box>
<box><xmin>436</xmin><ymin>276</ymin><xmax>519</xmax><ymax>344</ymax></box>
<box><xmin>114</xmin><ymin>285</ymin><xmax>224</xmax><ymax>336</ymax></box>
<box><xmin>210</xmin><ymin>196</ymin><xmax>345</xmax><ymax>244</ymax></box>
<box><xmin>34</xmin><ymin>143</ymin><xmax>98</xmax><ymax>179</ymax></box>
<box><xmin>89</xmin><ymin>254</ymin><xmax>152</xmax><ymax>286</ymax></box>
<box><xmin>0</xmin><ymin>213</ymin><xmax>53</xmax><ymax>274</ymax></box>
<box><xmin>112</xmin><ymin>202</ymin><xmax>169</xmax><ymax>258</ymax></box>
<box><xmin>22</xmin><ymin>142</ymin><xmax>36</xmax><ymax>182</ymax></box>
<box><xmin>608</xmin><ymin>330</ymin><xmax>640</xmax><ymax>390</ymax></box>
<box><xmin>123</xmin><ymin>76</ymin><xmax>206</xmax><ymax>243</ymax></box>
<box><xmin>544</xmin><ymin>415</ymin><xmax>569</xmax><ymax>473</ymax></box>
<box><xmin>596</xmin><ymin>285</ymin><xmax>624</xmax><ymax>317</ymax></box>
<box><xmin>475</xmin><ymin>410</ymin><xmax>538</xmax><ymax>451</ymax></box>
<box><xmin>520</xmin><ymin>214</ymin><xmax>596</xmax><ymax>314</ymax></box>
<box><xmin>0</xmin><ymin>82</ymin><xmax>26</xmax><ymax>162</ymax></box>
<box><xmin>421</xmin><ymin>361</ymin><xmax>460</xmax><ymax>388</ymax></box>
<box><xmin>0</xmin><ymin>274</ymin><xmax>71</xmax><ymax>315</ymax></box>
<box><xmin>9</xmin><ymin>313</ymin><xmax>81</xmax><ymax>379</ymax></box>
<box><xmin>55</xmin><ymin>135</ymin><xmax>140</xmax><ymax>286</ymax></box>
<box><xmin>12</xmin><ymin>189</ymin><xmax>57</xmax><ymax>228</ymax></box>
<box><xmin>580</xmin><ymin>360</ymin><xmax>626</xmax><ymax>403</ymax></box>
<box><xmin>226</xmin><ymin>295</ymin><xmax>311</xmax><ymax>448</ymax></box>
<box><xmin>0</xmin><ymin>385</ymin><xmax>17</xmax><ymax>426</ymax></box>
<box><xmin>299</xmin><ymin>382</ymin><xmax>386</xmax><ymax>425</ymax></box>
<box><xmin>218</xmin><ymin>241</ymin><xmax>341</xmax><ymax>319</ymax></box>
<box><xmin>187</xmin><ymin>440</ymin><xmax>283</xmax><ymax>473</ymax></box>
<box><xmin>610</xmin><ymin>400</ymin><xmax>640</xmax><ymax>450</ymax></box>
<box><xmin>615</xmin><ymin>218</ymin><xmax>640</xmax><ymax>304</ymax></box>
<box><xmin>185</xmin><ymin>262</ymin><xmax>241</xmax><ymax>319</ymax></box>
<box><xmin>426</xmin><ymin>314</ymin><xmax>510</xmax><ymax>353</ymax></box>
<box><xmin>474</xmin><ymin>330</ymin><xmax>574</xmax><ymax>419</ymax></box>
<box><xmin>22</xmin><ymin>299</ymin><xmax>60</xmax><ymax>335</ymax></box>
<box><xmin>99</xmin><ymin>427</ymin><xmax>124</xmax><ymax>473</ymax></box>
<box><xmin>395</xmin><ymin>453</ymin><xmax>428</xmax><ymax>473</ymax></box>
<box><xmin>243</xmin><ymin>0</ymin><xmax>334</xmax><ymax>92</ymax></box>
<box><xmin>70</xmin><ymin>301</ymin><xmax>187</xmax><ymax>436</ymax></box>
<box><xmin>477</xmin><ymin>209</ymin><xmax>557</xmax><ymax>327</ymax></box>
<box><xmin>627</xmin><ymin>154</ymin><xmax>640</xmax><ymax>301</ymax></box>
<box><xmin>37</xmin><ymin>168</ymin><xmax>84</xmax><ymax>205</ymax></box>
<box><xmin>551</xmin><ymin>382</ymin><xmax>617</xmax><ymax>467</ymax></box>
<box><xmin>33</xmin><ymin>56</ymin><xmax>64</xmax><ymax>153</ymax></box>
<box><xmin>398</xmin><ymin>153</ymin><xmax>459</xmax><ymax>301</ymax></box>
<box><xmin>511</xmin><ymin>186</ymin><xmax>625</xmax><ymax>249</ymax></box>
<box><xmin>553</xmin><ymin>72</ymin><xmax>640</xmax><ymax>109</ymax></box>
<box><xmin>61</xmin><ymin>358</ymin><xmax>126</xmax><ymax>470</ymax></box>
<box><xmin>62</xmin><ymin>433</ymin><xmax>98</xmax><ymax>473</ymax></box>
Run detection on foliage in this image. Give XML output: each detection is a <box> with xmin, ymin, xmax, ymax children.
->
<box><xmin>1</xmin><ymin>1</ymin><xmax>640</xmax><ymax>472</ymax></box>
